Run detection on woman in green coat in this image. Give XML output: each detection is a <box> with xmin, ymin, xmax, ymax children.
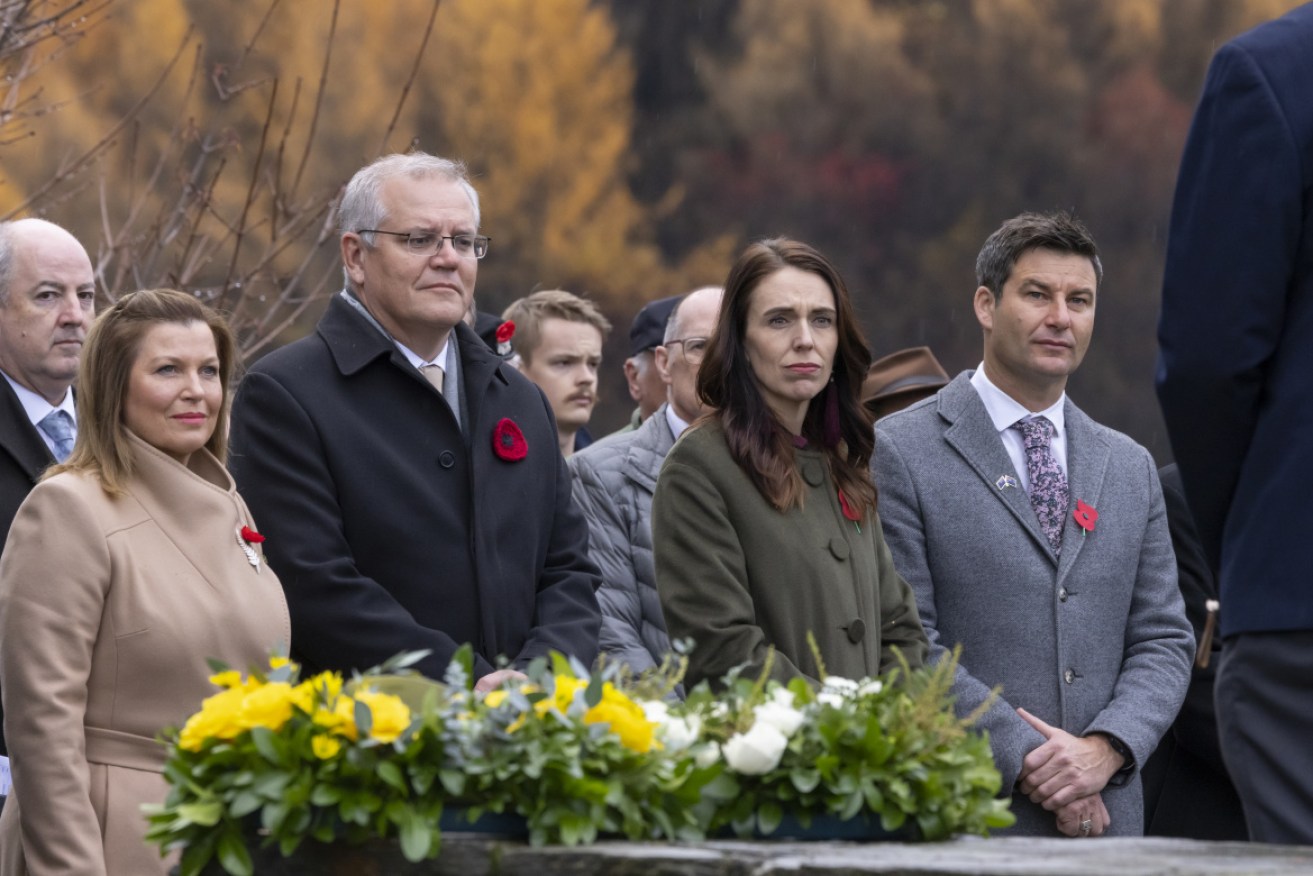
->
<box><xmin>652</xmin><ymin>238</ymin><xmax>927</xmax><ymax>689</ymax></box>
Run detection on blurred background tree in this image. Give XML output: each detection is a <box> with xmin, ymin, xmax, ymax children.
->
<box><xmin>0</xmin><ymin>0</ymin><xmax>1302</xmax><ymax>451</ymax></box>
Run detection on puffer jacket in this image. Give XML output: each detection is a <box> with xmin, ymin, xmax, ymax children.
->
<box><xmin>568</xmin><ymin>405</ymin><xmax>676</xmax><ymax>674</ymax></box>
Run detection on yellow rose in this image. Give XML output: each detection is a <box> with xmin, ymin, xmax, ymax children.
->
<box><xmin>354</xmin><ymin>689</ymin><xmax>412</xmax><ymax>743</ymax></box>
<box><xmin>536</xmin><ymin>675</ymin><xmax>585</xmax><ymax>717</ymax></box>
<box><xmin>292</xmin><ymin>671</ymin><xmax>342</xmax><ymax>714</ymax></box>
<box><xmin>319</xmin><ymin>696</ymin><xmax>360</xmax><ymax>741</ymax></box>
<box><xmin>239</xmin><ymin>681</ymin><xmax>298</xmax><ymax>732</ymax></box>
<box><xmin>178</xmin><ymin>686</ymin><xmax>247</xmax><ymax>751</ymax></box>
<box><xmin>311</xmin><ymin>734</ymin><xmax>342</xmax><ymax>759</ymax></box>
<box><xmin>484</xmin><ymin>689</ymin><xmax>508</xmax><ymax>708</ymax></box>
<box><xmin>584</xmin><ymin>684</ymin><xmax>658</xmax><ymax>753</ymax></box>
<box><xmin>208</xmin><ymin>670</ymin><xmax>243</xmax><ymax>690</ymax></box>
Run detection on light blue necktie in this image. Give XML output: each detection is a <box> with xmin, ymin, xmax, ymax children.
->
<box><xmin>38</xmin><ymin>409</ymin><xmax>76</xmax><ymax>462</ymax></box>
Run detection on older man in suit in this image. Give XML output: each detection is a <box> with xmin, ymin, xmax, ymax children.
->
<box><xmin>0</xmin><ymin>218</ymin><xmax>95</xmax><ymax>783</ymax></box>
<box><xmin>229</xmin><ymin>152</ymin><xmax>600</xmax><ymax>692</ymax></box>
<box><xmin>1157</xmin><ymin>2</ymin><xmax>1313</xmax><ymax>844</ymax></box>
<box><xmin>569</xmin><ymin>285</ymin><xmax>721</xmax><ymax>674</ymax></box>
<box><xmin>874</xmin><ymin>212</ymin><xmax>1192</xmax><ymax>838</ymax></box>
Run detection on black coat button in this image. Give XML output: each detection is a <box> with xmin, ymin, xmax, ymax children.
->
<box><xmin>847</xmin><ymin>619</ymin><xmax>866</xmax><ymax>643</ymax></box>
<box><xmin>439</xmin><ymin>451</ymin><xmax>456</xmax><ymax>469</ymax></box>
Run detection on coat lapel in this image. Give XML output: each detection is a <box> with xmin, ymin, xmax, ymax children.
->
<box><xmin>939</xmin><ymin>374</ymin><xmax>1056</xmax><ymax>562</ymax></box>
<box><xmin>453</xmin><ymin>321</ymin><xmax>511</xmax><ymax>447</ymax></box>
<box><xmin>1056</xmin><ymin>400</ymin><xmax>1110</xmax><ymax>584</ymax></box>
<box><xmin>0</xmin><ymin>377</ymin><xmax>55</xmax><ymax>479</ymax></box>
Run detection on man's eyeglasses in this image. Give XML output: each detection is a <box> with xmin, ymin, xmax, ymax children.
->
<box><xmin>665</xmin><ymin>337</ymin><xmax>709</xmax><ymax>365</ymax></box>
<box><xmin>358</xmin><ymin>229</ymin><xmax>491</xmax><ymax>260</ymax></box>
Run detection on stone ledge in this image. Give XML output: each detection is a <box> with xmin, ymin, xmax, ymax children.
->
<box><xmin>218</xmin><ymin>835</ymin><xmax>1313</xmax><ymax>875</ymax></box>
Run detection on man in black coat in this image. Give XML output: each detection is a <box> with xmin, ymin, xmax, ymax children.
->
<box><xmin>229</xmin><ymin>153</ymin><xmax>600</xmax><ymax>691</ymax></box>
<box><xmin>0</xmin><ymin>218</ymin><xmax>96</xmax><ymax>781</ymax></box>
<box><xmin>1157</xmin><ymin>1</ymin><xmax>1313</xmax><ymax>844</ymax></box>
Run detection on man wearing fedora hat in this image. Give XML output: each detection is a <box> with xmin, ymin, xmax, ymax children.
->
<box><xmin>862</xmin><ymin>347</ymin><xmax>950</xmax><ymax>421</ymax></box>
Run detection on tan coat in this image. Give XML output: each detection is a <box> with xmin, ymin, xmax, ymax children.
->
<box><xmin>0</xmin><ymin>433</ymin><xmax>290</xmax><ymax>875</ymax></box>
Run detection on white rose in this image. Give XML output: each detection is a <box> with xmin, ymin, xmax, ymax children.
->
<box><xmin>816</xmin><ymin>691</ymin><xmax>846</xmax><ymax>709</ymax></box>
<box><xmin>754</xmin><ymin>700</ymin><xmax>805</xmax><ymax>737</ymax></box>
<box><xmin>857</xmin><ymin>679</ymin><xmax>884</xmax><ymax>697</ymax></box>
<box><xmin>770</xmin><ymin>687</ymin><xmax>796</xmax><ymax>708</ymax></box>
<box><xmin>822</xmin><ymin>676</ymin><xmax>859</xmax><ymax>695</ymax></box>
<box><xmin>723</xmin><ymin>723</ymin><xmax>788</xmax><ymax>775</ymax></box>
<box><xmin>641</xmin><ymin>700</ymin><xmax>670</xmax><ymax>724</ymax></box>
<box><xmin>694</xmin><ymin>742</ymin><xmax>721</xmax><ymax>769</ymax></box>
<box><xmin>660</xmin><ymin>714</ymin><xmax>701</xmax><ymax>751</ymax></box>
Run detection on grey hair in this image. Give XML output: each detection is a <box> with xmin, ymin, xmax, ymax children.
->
<box><xmin>975</xmin><ymin>211</ymin><xmax>1103</xmax><ymax>299</ymax></box>
<box><xmin>0</xmin><ymin>222</ymin><xmax>15</xmax><ymax>306</ymax></box>
<box><xmin>0</xmin><ymin>218</ymin><xmax>81</xmax><ymax>306</ymax></box>
<box><xmin>338</xmin><ymin>153</ymin><xmax>480</xmax><ymax>291</ymax></box>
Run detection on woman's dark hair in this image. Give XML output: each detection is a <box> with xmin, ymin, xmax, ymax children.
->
<box><xmin>698</xmin><ymin>238</ymin><xmax>877</xmax><ymax>515</ymax></box>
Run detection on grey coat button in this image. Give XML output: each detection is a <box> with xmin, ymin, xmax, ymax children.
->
<box><xmin>1064</xmin><ymin>668</ymin><xmax>1076</xmax><ymax>684</ymax></box>
<box><xmin>1059</xmin><ymin>587</ymin><xmax>1069</xmax><ymax>602</ymax></box>
<box><xmin>828</xmin><ymin>538</ymin><xmax>850</xmax><ymax>560</ymax></box>
<box><xmin>439</xmin><ymin>451</ymin><xmax>456</xmax><ymax>469</ymax></box>
<box><xmin>802</xmin><ymin>460</ymin><xmax>826</xmax><ymax>486</ymax></box>
<box><xmin>847</xmin><ymin>619</ymin><xmax>866</xmax><ymax>644</ymax></box>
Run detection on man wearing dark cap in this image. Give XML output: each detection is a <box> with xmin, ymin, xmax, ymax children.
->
<box><xmin>862</xmin><ymin>346</ymin><xmax>950</xmax><ymax>421</ymax></box>
<box><xmin>611</xmin><ymin>294</ymin><xmax>682</xmax><ymax>436</ymax></box>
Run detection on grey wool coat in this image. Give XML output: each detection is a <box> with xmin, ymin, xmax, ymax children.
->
<box><xmin>654</xmin><ymin>419</ymin><xmax>927</xmax><ymax>690</ymax></box>
<box><xmin>872</xmin><ymin>373</ymin><xmax>1192</xmax><ymax>837</ymax></box>
<box><xmin>568</xmin><ymin>404</ymin><xmax>677</xmax><ymax>674</ymax></box>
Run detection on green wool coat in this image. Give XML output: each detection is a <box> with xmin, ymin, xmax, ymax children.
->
<box><xmin>652</xmin><ymin>420</ymin><xmax>927</xmax><ymax>690</ymax></box>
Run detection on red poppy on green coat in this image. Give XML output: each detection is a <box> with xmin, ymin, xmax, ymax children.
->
<box><xmin>492</xmin><ymin>418</ymin><xmax>528</xmax><ymax>462</ymax></box>
<box><xmin>838</xmin><ymin>489</ymin><xmax>862</xmax><ymax>522</ymax></box>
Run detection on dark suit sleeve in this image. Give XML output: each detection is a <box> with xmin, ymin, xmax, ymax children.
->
<box><xmin>1158</xmin><ymin>465</ymin><xmax>1226</xmax><ymax>767</ymax></box>
<box><xmin>1156</xmin><ymin>40</ymin><xmax>1303</xmax><ymax>568</ymax></box>
<box><xmin>230</xmin><ymin>369</ymin><xmax>495</xmax><ymax>680</ymax></box>
<box><xmin>508</xmin><ymin>401</ymin><xmax>602</xmax><ymax>669</ymax></box>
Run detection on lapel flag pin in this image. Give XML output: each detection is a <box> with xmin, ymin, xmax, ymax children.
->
<box><xmin>996</xmin><ymin>474</ymin><xmax>1018</xmax><ymax>490</ymax></box>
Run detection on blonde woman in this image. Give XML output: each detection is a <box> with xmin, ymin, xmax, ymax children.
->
<box><xmin>0</xmin><ymin>289</ymin><xmax>289</xmax><ymax>875</ymax></box>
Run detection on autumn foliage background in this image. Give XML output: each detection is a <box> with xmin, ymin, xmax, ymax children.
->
<box><xmin>0</xmin><ymin>0</ymin><xmax>1301</xmax><ymax>457</ymax></box>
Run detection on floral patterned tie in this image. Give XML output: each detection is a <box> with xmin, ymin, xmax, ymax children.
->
<box><xmin>1014</xmin><ymin>416</ymin><xmax>1068</xmax><ymax>554</ymax></box>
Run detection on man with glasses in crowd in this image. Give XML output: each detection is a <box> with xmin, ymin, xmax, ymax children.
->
<box><xmin>229</xmin><ymin>152</ymin><xmax>600</xmax><ymax>692</ymax></box>
<box><xmin>569</xmin><ymin>286</ymin><xmax>722</xmax><ymax>674</ymax></box>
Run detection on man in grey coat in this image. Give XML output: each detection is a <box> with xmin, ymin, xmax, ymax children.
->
<box><xmin>569</xmin><ymin>286</ymin><xmax>722</xmax><ymax>673</ymax></box>
<box><xmin>873</xmin><ymin>213</ymin><xmax>1192</xmax><ymax>838</ymax></box>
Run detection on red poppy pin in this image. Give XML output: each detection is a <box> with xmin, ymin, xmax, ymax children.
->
<box><xmin>495</xmin><ymin>320</ymin><xmax>516</xmax><ymax>356</ymax></box>
<box><xmin>240</xmin><ymin>525</ymin><xmax>266</xmax><ymax>544</ymax></box>
<box><xmin>492</xmin><ymin>418</ymin><xmax>528</xmax><ymax>462</ymax></box>
<box><xmin>838</xmin><ymin>489</ymin><xmax>862</xmax><ymax>523</ymax></box>
<box><xmin>1073</xmin><ymin>499</ymin><xmax>1098</xmax><ymax>534</ymax></box>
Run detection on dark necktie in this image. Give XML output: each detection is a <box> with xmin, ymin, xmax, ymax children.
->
<box><xmin>38</xmin><ymin>409</ymin><xmax>76</xmax><ymax>462</ymax></box>
<box><xmin>1014</xmin><ymin>416</ymin><xmax>1068</xmax><ymax>554</ymax></box>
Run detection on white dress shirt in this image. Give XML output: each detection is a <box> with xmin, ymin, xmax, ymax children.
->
<box><xmin>969</xmin><ymin>364</ymin><xmax>1067</xmax><ymax>492</ymax></box>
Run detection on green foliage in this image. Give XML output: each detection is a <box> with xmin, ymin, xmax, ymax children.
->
<box><xmin>147</xmin><ymin>648</ymin><xmax>1011</xmax><ymax>874</ymax></box>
